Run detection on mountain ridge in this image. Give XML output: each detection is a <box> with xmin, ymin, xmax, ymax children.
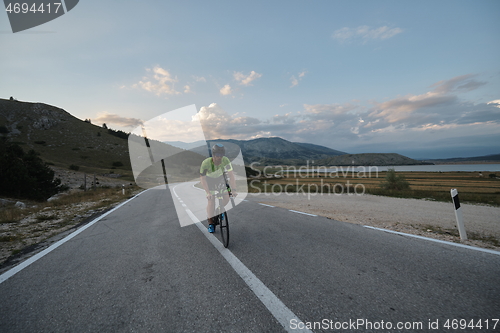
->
<box><xmin>170</xmin><ymin>137</ymin><xmax>429</xmax><ymax>166</ymax></box>
<box><xmin>209</xmin><ymin>137</ymin><xmax>346</xmax><ymax>164</ymax></box>
<box><xmin>422</xmin><ymin>154</ymin><xmax>500</xmax><ymax>164</ymax></box>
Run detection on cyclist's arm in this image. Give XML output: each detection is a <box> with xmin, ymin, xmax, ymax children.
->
<box><xmin>200</xmin><ymin>175</ymin><xmax>211</xmax><ymax>197</ymax></box>
<box><xmin>227</xmin><ymin>170</ymin><xmax>238</xmax><ymax>196</ymax></box>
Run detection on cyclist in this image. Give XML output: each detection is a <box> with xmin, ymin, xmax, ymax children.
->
<box><xmin>200</xmin><ymin>143</ymin><xmax>238</xmax><ymax>233</ymax></box>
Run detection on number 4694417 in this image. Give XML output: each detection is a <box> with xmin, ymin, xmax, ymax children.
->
<box><xmin>5</xmin><ymin>2</ymin><xmax>62</xmax><ymax>14</ymax></box>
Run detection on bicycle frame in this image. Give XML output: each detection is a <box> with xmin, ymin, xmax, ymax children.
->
<box><xmin>212</xmin><ymin>170</ymin><xmax>233</xmax><ymax>248</ymax></box>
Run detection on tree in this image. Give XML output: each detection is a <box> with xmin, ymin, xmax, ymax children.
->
<box><xmin>380</xmin><ymin>168</ymin><xmax>410</xmax><ymax>191</ymax></box>
<box><xmin>102</xmin><ymin>123</ymin><xmax>108</xmax><ymax>129</ymax></box>
<box><xmin>0</xmin><ymin>138</ymin><xmax>64</xmax><ymax>201</ymax></box>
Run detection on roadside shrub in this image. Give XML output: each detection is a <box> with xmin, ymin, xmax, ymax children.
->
<box><xmin>0</xmin><ymin>138</ymin><xmax>63</xmax><ymax>201</ymax></box>
<box><xmin>380</xmin><ymin>168</ymin><xmax>411</xmax><ymax>191</ymax></box>
<box><xmin>108</xmin><ymin>128</ymin><xmax>128</xmax><ymax>140</ymax></box>
<box><xmin>245</xmin><ymin>166</ymin><xmax>260</xmax><ymax>178</ymax></box>
<box><xmin>69</xmin><ymin>164</ymin><xmax>79</xmax><ymax>171</ymax></box>
<box><xmin>112</xmin><ymin>161</ymin><xmax>124</xmax><ymax>167</ymax></box>
<box><xmin>489</xmin><ymin>173</ymin><xmax>497</xmax><ymax>179</ymax></box>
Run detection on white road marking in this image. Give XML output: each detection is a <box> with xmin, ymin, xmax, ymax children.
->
<box><xmin>173</xmin><ymin>184</ymin><xmax>312</xmax><ymax>333</ymax></box>
<box><xmin>0</xmin><ymin>190</ymin><xmax>149</xmax><ymax>284</ymax></box>
<box><xmin>288</xmin><ymin>210</ymin><xmax>317</xmax><ymax>217</ymax></box>
<box><xmin>192</xmin><ymin>183</ymin><xmax>205</xmax><ymax>192</ymax></box>
<box><xmin>363</xmin><ymin>226</ymin><xmax>500</xmax><ymax>256</ymax></box>
<box><xmin>258</xmin><ymin>203</ymin><xmax>275</xmax><ymax>208</ymax></box>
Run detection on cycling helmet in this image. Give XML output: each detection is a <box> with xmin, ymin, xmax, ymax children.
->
<box><xmin>212</xmin><ymin>143</ymin><xmax>225</xmax><ymax>156</ymax></box>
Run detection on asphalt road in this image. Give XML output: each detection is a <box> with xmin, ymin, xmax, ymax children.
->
<box><xmin>1</xmin><ymin>183</ymin><xmax>499</xmax><ymax>332</ymax></box>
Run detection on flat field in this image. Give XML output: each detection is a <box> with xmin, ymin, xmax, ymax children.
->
<box><xmin>248</xmin><ymin>169</ymin><xmax>500</xmax><ymax>206</ymax></box>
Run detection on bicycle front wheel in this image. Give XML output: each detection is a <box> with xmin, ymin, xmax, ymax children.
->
<box><xmin>219</xmin><ymin>210</ymin><xmax>229</xmax><ymax>248</ymax></box>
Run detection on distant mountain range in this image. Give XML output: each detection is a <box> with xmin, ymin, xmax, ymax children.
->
<box><xmin>422</xmin><ymin>154</ymin><xmax>500</xmax><ymax>164</ymax></box>
<box><xmin>166</xmin><ymin>137</ymin><xmax>347</xmax><ymax>165</ymax></box>
<box><xmin>167</xmin><ymin>138</ymin><xmax>431</xmax><ymax>166</ymax></box>
<box><xmin>318</xmin><ymin>153</ymin><xmax>432</xmax><ymax>166</ymax></box>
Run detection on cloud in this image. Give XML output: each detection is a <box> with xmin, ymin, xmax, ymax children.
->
<box><xmin>184</xmin><ymin>85</ymin><xmax>192</xmax><ymax>94</ymax></box>
<box><xmin>220</xmin><ymin>84</ymin><xmax>232</xmax><ymax>96</ymax></box>
<box><xmin>273</xmin><ymin>113</ymin><xmax>297</xmax><ymax>125</ymax></box>
<box><xmin>431</xmin><ymin>74</ymin><xmax>486</xmax><ymax>94</ymax></box>
<box><xmin>193</xmin><ymin>76</ymin><xmax>206</xmax><ymax>82</ymax></box>
<box><xmin>487</xmin><ymin>100</ymin><xmax>500</xmax><ymax>108</ymax></box>
<box><xmin>369</xmin><ymin>92</ymin><xmax>456</xmax><ymax>123</ymax></box>
<box><xmin>234</xmin><ymin>70</ymin><xmax>262</xmax><ymax>86</ymax></box>
<box><xmin>133</xmin><ymin>66</ymin><xmax>180</xmax><ymax>97</ymax></box>
<box><xmin>94</xmin><ymin>113</ymin><xmax>144</xmax><ymax>128</ymax></box>
<box><xmin>133</xmin><ymin>114</ymin><xmax>206</xmax><ymax>143</ymax></box>
<box><xmin>304</xmin><ymin>103</ymin><xmax>358</xmax><ymax>120</ymax></box>
<box><xmin>193</xmin><ymin>103</ymin><xmax>266</xmax><ymax>139</ymax></box>
<box><xmin>192</xmin><ymin>74</ymin><xmax>498</xmax><ymax>157</ymax></box>
<box><xmin>290</xmin><ymin>71</ymin><xmax>307</xmax><ymax>88</ymax></box>
<box><xmin>367</xmin><ymin>74</ymin><xmax>490</xmax><ymax>126</ymax></box>
<box><xmin>332</xmin><ymin>25</ymin><xmax>403</xmax><ymax>43</ymax></box>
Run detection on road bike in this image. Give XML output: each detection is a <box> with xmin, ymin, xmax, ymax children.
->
<box><xmin>211</xmin><ymin>171</ymin><xmax>235</xmax><ymax>248</ymax></box>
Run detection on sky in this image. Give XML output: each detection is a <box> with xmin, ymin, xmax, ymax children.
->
<box><xmin>1</xmin><ymin>0</ymin><xmax>499</xmax><ymax>159</ymax></box>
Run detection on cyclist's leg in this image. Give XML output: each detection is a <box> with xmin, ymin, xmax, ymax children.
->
<box><xmin>206</xmin><ymin>177</ymin><xmax>217</xmax><ymax>220</ymax></box>
<box><xmin>207</xmin><ymin>195</ymin><xmax>215</xmax><ymax>219</ymax></box>
<box><xmin>207</xmin><ymin>195</ymin><xmax>216</xmax><ymax>233</ymax></box>
<box><xmin>221</xmin><ymin>192</ymin><xmax>230</xmax><ymax>208</ymax></box>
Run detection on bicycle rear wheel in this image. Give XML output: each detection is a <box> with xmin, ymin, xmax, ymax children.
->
<box><xmin>219</xmin><ymin>210</ymin><xmax>229</xmax><ymax>248</ymax></box>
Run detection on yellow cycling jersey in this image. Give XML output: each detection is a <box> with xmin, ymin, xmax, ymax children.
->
<box><xmin>199</xmin><ymin>156</ymin><xmax>233</xmax><ymax>178</ymax></box>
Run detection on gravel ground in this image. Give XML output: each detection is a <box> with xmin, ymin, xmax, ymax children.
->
<box><xmin>0</xmin><ymin>167</ymin><xmax>138</xmax><ymax>268</ymax></box>
<box><xmin>251</xmin><ymin>192</ymin><xmax>500</xmax><ymax>251</ymax></box>
<box><xmin>52</xmin><ymin>166</ymin><xmax>133</xmax><ymax>190</ymax></box>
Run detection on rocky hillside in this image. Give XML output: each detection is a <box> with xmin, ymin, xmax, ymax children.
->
<box><xmin>0</xmin><ymin>98</ymin><xmax>132</xmax><ymax>173</ymax></box>
<box><xmin>0</xmin><ymin>98</ymin><xmax>209</xmax><ymax>186</ymax></box>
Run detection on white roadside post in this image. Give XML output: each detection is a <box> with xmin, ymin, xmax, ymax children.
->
<box><xmin>451</xmin><ymin>189</ymin><xmax>467</xmax><ymax>241</ymax></box>
<box><xmin>122</xmin><ymin>185</ymin><xmax>125</xmax><ymax>195</ymax></box>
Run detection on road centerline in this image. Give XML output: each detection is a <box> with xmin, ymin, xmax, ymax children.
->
<box><xmin>172</xmin><ymin>184</ymin><xmax>312</xmax><ymax>333</ymax></box>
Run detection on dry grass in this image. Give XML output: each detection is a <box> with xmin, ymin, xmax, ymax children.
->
<box><xmin>0</xmin><ymin>185</ymin><xmax>142</xmax><ymax>265</ymax></box>
<box><xmin>0</xmin><ymin>187</ymin><xmax>137</xmax><ymax>224</ymax></box>
<box><xmin>248</xmin><ymin>171</ymin><xmax>500</xmax><ymax>206</ymax></box>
